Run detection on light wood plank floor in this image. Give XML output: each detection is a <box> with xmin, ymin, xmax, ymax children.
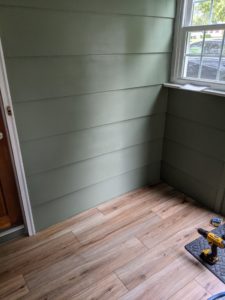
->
<box><xmin>0</xmin><ymin>183</ymin><xmax>224</xmax><ymax>300</ymax></box>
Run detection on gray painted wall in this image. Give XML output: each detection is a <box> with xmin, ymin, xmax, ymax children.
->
<box><xmin>0</xmin><ymin>0</ymin><xmax>176</xmax><ymax>230</ymax></box>
<box><xmin>162</xmin><ymin>88</ymin><xmax>225</xmax><ymax>213</ymax></box>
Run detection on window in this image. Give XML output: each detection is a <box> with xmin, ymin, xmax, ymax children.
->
<box><xmin>172</xmin><ymin>0</ymin><xmax>225</xmax><ymax>90</ymax></box>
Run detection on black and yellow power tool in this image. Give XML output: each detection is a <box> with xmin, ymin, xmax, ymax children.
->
<box><xmin>197</xmin><ymin>228</ymin><xmax>225</xmax><ymax>265</ymax></box>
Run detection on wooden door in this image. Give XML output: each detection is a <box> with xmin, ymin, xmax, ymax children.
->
<box><xmin>0</xmin><ymin>93</ymin><xmax>23</xmax><ymax>230</ymax></box>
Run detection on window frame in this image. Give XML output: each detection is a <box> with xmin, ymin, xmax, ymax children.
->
<box><xmin>171</xmin><ymin>0</ymin><xmax>225</xmax><ymax>91</ymax></box>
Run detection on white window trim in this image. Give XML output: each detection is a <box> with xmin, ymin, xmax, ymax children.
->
<box><xmin>0</xmin><ymin>39</ymin><xmax>36</xmax><ymax>236</ymax></box>
<box><xmin>171</xmin><ymin>0</ymin><xmax>225</xmax><ymax>91</ymax></box>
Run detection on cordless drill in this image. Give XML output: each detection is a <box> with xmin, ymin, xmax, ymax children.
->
<box><xmin>197</xmin><ymin>228</ymin><xmax>225</xmax><ymax>265</ymax></box>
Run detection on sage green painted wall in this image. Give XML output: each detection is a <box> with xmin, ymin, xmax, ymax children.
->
<box><xmin>0</xmin><ymin>1</ymin><xmax>176</xmax><ymax>230</ymax></box>
<box><xmin>162</xmin><ymin>88</ymin><xmax>225</xmax><ymax>212</ymax></box>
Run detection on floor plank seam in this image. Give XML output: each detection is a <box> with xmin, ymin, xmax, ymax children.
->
<box><xmin>96</xmin><ymin>206</ymin><xmax>107</xmax><ymax>216</ymax></box>
<box><xmin>133</xmin><ymin>235</ymin><xmax>150</xmax><ymax>250</ymax></box>
<box><xmin>113</xmin><ymin>271</ymin><xmax>129</xmax><ymax>293</ymax></box>
<box><xmin>195</xmin><ymin>275</ymin><xmax>214</xmax><ymax>295</ymax></box>
<box><xmin>193</xmin><ymin>278</ymin><xmax>213</xmax><ymax>297</ymax></box>
<box><xmin>114</xmin><ymin>270</ymin><xmax>132</xmax><ymax>292</ymax></box>
<box><xmin>166</xmin><ymin>275</ymin><xmax>204</xmax><ymax>300</ymax></box>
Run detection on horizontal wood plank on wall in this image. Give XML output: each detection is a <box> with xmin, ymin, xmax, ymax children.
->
<box><xmin>14</xmin><ymin>85</ymin><xmax>167</xmax><ymax>141</ymax></box>
<box><xmin>161</xmin><ymin>162</ymin><xmax>217</xmax><ymax>210</ymax></box>
<box><xmin>21</xmin><ymin>115</ymin><xmax>165</xmax><ymax>175</ymax></box>
<box><xmin>32</xmin><ymin>163</ymin><xmax>160</xmax><ymax>230</ymax></box>
<box><xmin>28</xmin><ymin>140</ymin><xmax>163</xmax><ymax>206</ymax></box>
<box><xmin>167</xmin><ymin>89</ymin><xmax>225</xmax><ymax>131</ymax></box>
<box><xmin>6</xmin><ymin>54</ymin><xmax>170</xmax><ymax>102</ymax></box>
<box><xmin>0</xmin><ymin>7</ymin><xmax>173</xmax><ymax>57</ymax></box>
<box><xmin>163</xmin><ymin>139</ymin><xmax>224</xmax><ymax>189</ymax></box>
<box><xmin>165</xmin><ymin>114</ymin><xmax>225</xmax><ymax>162</ymax></box>
<box><xmin>0</xmin><ymin>1</ymin><xmax>174</xmax><ymax>231</ymax></box>
<box><xmin>0</xmin><ymin>0</ymin><xmax>176</xmax><ymax>18</ymax></box>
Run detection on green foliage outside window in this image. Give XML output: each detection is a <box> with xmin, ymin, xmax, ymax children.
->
<box><xmin>192</xmin><ymin>0</ymin><xmax>225</xmax><ymax>25</ymax></box>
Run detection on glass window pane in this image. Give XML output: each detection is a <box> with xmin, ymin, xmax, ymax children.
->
<box><xmin>203</xmin><ymin>30</ymin><xmax>224</xmax><ymax>56</ymax></box>
<box><xmin>192</xmin><ymin>0</ymin><xmax>211</xmax><ymax>25</ymax></box>
<box><xmin>212</xmin><ymin>0</ymin><xmax>225</xmax><ymax>24</ymax></box>
<box><xmin>200</xmin><ymin>57</ymin><xmax>219</xmax><ymax>80</ymax></box>
<box><xmin>183</xmin><ymin>56</ymin><xmax>201</xmax><ymax>78</ymax></box>
<box><xmin>186</xmin><ymin>32</ymin><xmax>204</xmax><ymax>55</ymax></box>
<box><xmin>219</xmin><ymin>58</ymin><xmax>225</xmax><ymax>81</ymax></box>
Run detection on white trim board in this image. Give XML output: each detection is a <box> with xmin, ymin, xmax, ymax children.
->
<box><xmin>0</xmin><ymin>225</ymin><xmax>24</xmax><ymax>238</ymax></box>
<box><xmin>164</xmin><ymin>82</ymin><xmax>225</xmax><ymax>98</ymax></box>
<box><xmin>0</xmin><ymin>40</ymin><xmax>36</xmax><ymax>236</ymax></box>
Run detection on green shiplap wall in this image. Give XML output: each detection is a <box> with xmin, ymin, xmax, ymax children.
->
<box><xmin>162</xmin><ymin>88</ymin><xmax>225</xmax><ymax>212</ymax></box>
<box><xmin>0</xmin><ymin>1</ymin><xmax>176</xmax><ymax>230</ymax></box>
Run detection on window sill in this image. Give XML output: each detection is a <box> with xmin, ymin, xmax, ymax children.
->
<box><xmin>164</xmin><ymin>83</ymin><xmax>225</xmax><ymax>98</ymax></box>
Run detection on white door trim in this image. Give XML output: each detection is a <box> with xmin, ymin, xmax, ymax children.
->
<box><xmin>0</xmin><ymin>39</ymin><xmax>36</xmax><ymax>236</ymax></box>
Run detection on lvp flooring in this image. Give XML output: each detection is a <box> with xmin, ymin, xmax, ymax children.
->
<box><xmin>0</xmin><ymin>183</ymin><xmax>224</xmax><ymax>300</ymax></box>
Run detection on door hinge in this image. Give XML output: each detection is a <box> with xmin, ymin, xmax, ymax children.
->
<box><xmin>6</xmin><ymin>106</ymin><xmax>12</xmax><ymax>116</ymax></box>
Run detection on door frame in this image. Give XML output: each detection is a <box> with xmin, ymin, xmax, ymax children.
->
<box><xmin>0</xmin><ymin>40</ymin><xmax>35</xmax><ymax>236</ymax></box>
